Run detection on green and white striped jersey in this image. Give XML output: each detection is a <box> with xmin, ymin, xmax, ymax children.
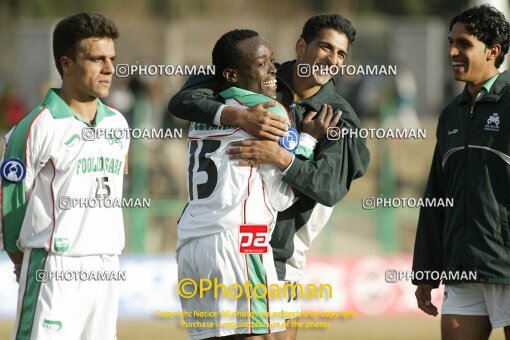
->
<box><xmin>1</xmin><ymin>89</ymin><xmax>130</xmax><ymax>256</ymax></box>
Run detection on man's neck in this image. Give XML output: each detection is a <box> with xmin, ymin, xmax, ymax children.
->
<box><xmin>291</xmin><ymin>67</ymin><xmax>321</xmax><ymax>101</ymax></box>
<box><xmin>59</xmin><ymin>85</ymin><xmax>98</xmax><ymax>124</ymax></box>
<box><xmin>467</xmin><ymin>69</ymin><xmax>499</xmax><ymax>102</ymax></box>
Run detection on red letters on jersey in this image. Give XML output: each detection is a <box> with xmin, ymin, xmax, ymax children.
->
<box><xmin>239</xmin><ymin>225</ymin><xmax>268</xmax><ymax>254</ymax></box>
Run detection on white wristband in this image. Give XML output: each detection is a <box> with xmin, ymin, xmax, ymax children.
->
<box><xmin>281</xmin><ymin>155</ymin><xmax>295</xmax><ymax>175</ymax></box>
<box><xmin>212</xmin><ymin>104</ymin><xmax>226</xmax><ymax>126</ymax></box>
<box><xmin>299</xmin><ymin>132</ymin><xmax>318</xmax><ymax>151</ymax></box>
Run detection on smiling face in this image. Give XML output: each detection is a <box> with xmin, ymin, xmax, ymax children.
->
<box><xmin>61</xmin><ymin>37</ymin><xmax>116</xmax><ymax>100</ymax></box>
<box><xmin>224</xmin><ymin>36</ymin><xmax>277</xmax><ymax>97</ymax></box>
<box><xmin>448</xmin><ymin>22</ymin><xmax>499</xmax><ymax>86</ymax></box>
<box><xmin>296</xmin><ymin>28</ymin><xmax>349</xmax><ymax>86</ymax></box>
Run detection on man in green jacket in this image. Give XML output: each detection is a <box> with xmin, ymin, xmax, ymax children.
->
<box><xmin>412</xmin><ymin>5</ymin><xmax>510</xmax><ymax>340</ymax></box>
<box><xmin>168</xmin><ymin>14</ymin><xmax>370</xmax><ymax>340</ymax></box>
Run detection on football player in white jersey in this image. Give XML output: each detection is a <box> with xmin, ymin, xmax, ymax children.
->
<box><xmin>176</xmin><ymin>29</ymin><xmax>336</xmax><ymax>340</ymax></box>
<box><xmin>0</xmin><ymin>13</ymin><xmax>129</xmax><ymax>340</ymax></box>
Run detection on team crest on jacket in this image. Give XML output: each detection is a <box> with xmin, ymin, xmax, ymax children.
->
<box><xmin>485</xmin><ymin>113</ymin><xmax>500</xmax><ymax>132</ymax></box>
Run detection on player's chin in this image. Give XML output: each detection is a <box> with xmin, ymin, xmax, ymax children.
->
<box><xmin>93</xmin><ymin>88</ymin><xmax>110</xmax><ymax>99</ymax></box>
<box><xmin>262</xmin><ymin>88</ymin><xmax>277</xmax><ymax>97</ymax></box>
<box><xmin>260</xmin><ymin>84</ymin><xmax>277</xmax><ymax>98</ymax></box>
<box><xmin>313</xmin><ymin>74</ymin><xmax>332</xmax><ymax>86</ymax></box>
<box><xmin>451</xmin><ymin>72</ymin><xmax>465</xmax><ymax>82</ymax></box>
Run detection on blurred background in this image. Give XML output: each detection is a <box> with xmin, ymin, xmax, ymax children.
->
<box><xmin>0</xmin><ymin>0</ymin><xmax>509</xmax><ymax>339</ymax></box>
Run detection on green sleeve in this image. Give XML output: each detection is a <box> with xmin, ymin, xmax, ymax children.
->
<box><xmin>167</xmin><ymin>75</ymin><xmax>223</xmax><ymax>124</ymax></box>
<box><xmin>2</xmin><ymin>107</ymin><xmax>43</xmax><ymax>253</ymax></box>
<box><xmin>294</xmin><ymin>144</ymin><xmax>313</xmax><ymax>160</ymax></box>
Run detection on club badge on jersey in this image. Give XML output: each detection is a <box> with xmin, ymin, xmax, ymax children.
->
<box><xmin>0</xmin><ymin>158</ymin><xmax>26</xmax><ymax>183</ymax></box>
<box><xmin>279</xmin><ymin>127</ymin><xmax>299</xmax><ymax>153</ymax></box>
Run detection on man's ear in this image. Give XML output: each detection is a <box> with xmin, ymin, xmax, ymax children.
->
<box><xmin>223</xmin><ymin>68</ymin><xmax>238</xmax><ymax>84</ymax></box>
<box><xmin>295</xmin><ymin>38</ymin><xmax>307</xmax><ymax>59</ymax></box>
<box><xmin>60</xmin><ymin>56</ymin><xmax>73</xmax><ymax>76</ymax></box>
<box><xmin>487</xmin><ymin>44</ymin><xmax>502</xmax><ymax>65</ymax></box>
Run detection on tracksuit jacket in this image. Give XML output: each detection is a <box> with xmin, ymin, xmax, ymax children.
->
<box><xmin>413</xmin><ymin>71</ymin><xmax>510</xmax><ymax>287</ymax></box>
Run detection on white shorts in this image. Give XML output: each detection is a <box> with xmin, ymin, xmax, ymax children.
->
<box><xmin>442</xmin><ymin>283</ymin><xmax>510</xmax><ymax>328</ymax></box>
<box><xmin>12</xmin><ymin>248</ymin><xmax>119</xmax><ymax>340</ymax></box>
<box><xmin>279</xmin><ymin>281</ymin><xmax>302</xmax><ymax>319</ymax></box>
<box><xmin>177</xmin><ymin>229</ymin><xmax>285</xmax><ymax>340</ymax></box>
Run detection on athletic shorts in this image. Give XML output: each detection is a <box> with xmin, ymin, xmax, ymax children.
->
<box><xmin>442</xmin><ymin>283</ymin><xmax>510</xmax><ymax>328</ymax></box>
<box><xmin>12</xmin><ymin>248</ymin><xmax>119</xmax><ymax>340</ymax></box>
<box><xmin>279</xmin><ymin>281</ymin><xmax>302</xmax><ymax>319</ymax></box>
<box><xmin>177</xmin><ymin>229</ymin><xmax>285</xmax><ymax>340</ymax></box>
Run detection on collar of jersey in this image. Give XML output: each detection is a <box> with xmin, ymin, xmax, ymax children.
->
<box><xmin>482</xmin><ymin>73</ymin><xmax>500</xmax><ymax>93</ymax></box>
<box><xmin>43</xmin><ymin>88</ymin><xmax>115</xmax><ymax>126</ymax></box>
<box><xmin>220</xmin><ymin>86</ymin><xmax>268</xmax><ymax>99</ymax></box>
<box><xmin>219</xmin><ymin>86</ymin><xmax>291</xmax><ymax>126</ymax></box>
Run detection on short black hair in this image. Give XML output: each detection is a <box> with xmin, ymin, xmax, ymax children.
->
<box><xmin>450</xmin><ymin>4</ymin><xmax>510</xmax><ymax>68</ymax></box>
<box><xmin>53</xmin><ymin>12</ymin><xmax>119</xmax><ymax>77</ymax></box>
<box><xmin>301</xmin><ymin>13</ymin><xmax>356</xmax><ymax>45</ymax></box>
<box><xmin>212</xmin><ymin>29</ymin><xmax>259</xmax><ymax>79</ymax></box>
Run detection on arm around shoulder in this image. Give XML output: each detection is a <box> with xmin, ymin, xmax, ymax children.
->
<box><xmin>167</xmin><ymin>75</ymin><xmax>223</xmax><ymax>124</ymax></box>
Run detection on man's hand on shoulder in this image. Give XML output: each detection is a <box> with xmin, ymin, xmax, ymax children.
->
<box><xmin>221</xmin><ymin>102</ymin><xmax>288</xmax><ymax>141</ymax></box>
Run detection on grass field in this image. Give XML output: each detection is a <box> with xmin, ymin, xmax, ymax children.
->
<box><xmin>1</xmin><ymin>317</ymin><xmax>507</xmax><ymax>340</ymax></box>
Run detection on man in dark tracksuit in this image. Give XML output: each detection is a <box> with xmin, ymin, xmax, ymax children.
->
<box><xmin>412</xmin><ymin>5</ymin><xmax>510</xmax><ymax>340</ymax></box>
<box><xmin>168</xmin><ymin>14</ymin><xmax>370</xmax><ymax>340</ymax></box>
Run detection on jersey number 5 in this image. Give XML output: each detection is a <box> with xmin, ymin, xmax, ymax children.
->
<box><xmin>95</xmin><ymin>176</ymin><xmax>111</xmax><ymax>199</ymax></box>
<box><xmin>188</xmin><ymin>140</ymin><xmax>221</xmax><ymax>200</ymax></box>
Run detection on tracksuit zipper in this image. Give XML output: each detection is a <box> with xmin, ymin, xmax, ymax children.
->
<box><xmin>463</xmin><ymin>105</ymin><xmax>470</xmax><ymax>261</ymax></box>
<box><xmin>463</xmin><ymin>92</ymin><xmax>484</xmax><ymax>260</ymax></box>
